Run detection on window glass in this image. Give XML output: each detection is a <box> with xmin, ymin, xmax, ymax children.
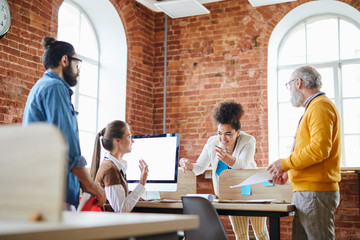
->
<box><xmin>279</xmin><ymin>23</ymin><xmax>306</xmax><ymax>65</ymax></box>
<box><xmin>316</xmin><ymin>67</ymin><xmax>335</xmax><ymax>99</ymax></box>
<box><xmin>79</xmin><ymin>132</ymin><xmax>96</xmax><ymax>167</ymax></box>
<box><xmin>343</xmin><ymin>99</ymin><xmax>360</xmax><ymax>134</ymax></box>
<box><xmin>307</xmin><ymin>18</ymin><xmax>338</xmax><ymax>63</ymax></box>
<box><xmin>58</xmin><ymin>3</ymin><xmax>80</xmax><ymax>50</ymax></box>
<box><xmin>342</xmin><ymin>64</ymin><xmax>360</xmax><ymax>98</ymax></box>
<box><xmin>344</xmin><ymin>135</ymin><xmax>360</xmax><ymax>167</ymax></box>
<box><xmin>79</xmin><ymin>15</ymin><xmax>99</xmax><ymax>59</ymax></box>
<box><xmin>340</xmin><ymin>19</ymin><xmax>360</xmax><ymax>60</ymax></box>
<box><xmin>278</xmin><ymin>102</ymin><xmax>303</xmax><ymax>137</ymax></box>
<box><xmin>78</xmin><ymin>96</ymin><xmax>97</xmax><ymax>132</ymax></box>
<box><xmin>278</xmin><ymin>68</ymin><xmax>296</xmax><ymax>102</ymax></box>
<box><xmin>279</xmin><ymin>137</ymin><xmax>294</xmax><ymax>159</ymax></box>
<box><xmin>79</xmin><ymin>61</ymin><xmax>98</xmax><ymax>97</ymax></box>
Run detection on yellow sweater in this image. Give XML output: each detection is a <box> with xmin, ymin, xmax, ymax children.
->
<box><xmin>281</xmin><ymin>95</ymin><xmax>341</xmax><ymax>192</ymax></box>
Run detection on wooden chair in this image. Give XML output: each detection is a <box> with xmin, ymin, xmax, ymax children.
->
<box><xmin>219</xmin><ymin>168</ymin><xmax>293</xmax><ymax>202</ymax></box>
<box><xmin>160</xmin><ymin>167</ymin><xmax>196</xmax><ymax>200</ymax></box>
<box><xmin>182</xmin><ymin>196</ymin><xmax>228</xmax><ymax>240</ymax></box>
<box><xmin>0</xmin><ymin>123</ymin><xmax>67</xmax><ymax>221</ymax></box>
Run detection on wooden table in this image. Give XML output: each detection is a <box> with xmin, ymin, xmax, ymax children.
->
<box><xmin>0</xmin><ymin>211</ymin><xmax>199</xmax><ymax>240</ymax></box>
<box><xmin>133</xmin><ymin>200</ymin><xmax>295</xmax><ymax>240</ymax></box>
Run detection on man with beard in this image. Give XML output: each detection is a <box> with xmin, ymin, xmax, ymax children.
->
<box><xmin>267</xmin><ymin>65</ymin><xmax>341</xmax><ymax>240</ymax></box>
<box><xmin>23</xmin><ymin>37</ymin><xmax>106</xmax><ymax>211</ymax></box>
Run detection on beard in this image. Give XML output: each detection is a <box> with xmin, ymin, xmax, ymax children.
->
<box><xmin>290</xmin><ymin>87</ymin><xmax>304</xmax><ymax>107</ymax></box>
<box><xmin>63</xmin><ymin>65</ymin><xmax>78</xmax><ymax>87</ymax></box>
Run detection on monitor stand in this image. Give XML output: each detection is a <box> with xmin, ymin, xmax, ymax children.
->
<box><xmin>144</xmin><ymin>191</ymin><xmax>161</xmax><ymax>201</ymax></box>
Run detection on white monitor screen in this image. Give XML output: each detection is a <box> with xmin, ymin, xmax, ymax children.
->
<box><xmin>124</xmin><ymin>133</ymin><xmax>180</xmax><ymax>192</ymax></box>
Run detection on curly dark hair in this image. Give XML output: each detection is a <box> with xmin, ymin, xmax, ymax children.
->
<box><xmin>213</xmin><ymin>101</ymin><xmax>244</xmax><ymax>131</ymax></box>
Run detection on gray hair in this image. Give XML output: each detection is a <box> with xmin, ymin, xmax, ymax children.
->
<box><xmin>291</xmin><ymin>65</ymin><xmax>322</xmax><ymax>90</ymax></box>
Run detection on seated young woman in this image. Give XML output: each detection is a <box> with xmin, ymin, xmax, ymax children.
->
<box><xmin>90</xmin><ymin>120</ymin><xmax>148</xmax><ymax>212</ymax></box>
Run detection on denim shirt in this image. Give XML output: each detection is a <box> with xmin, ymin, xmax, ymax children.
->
<box><xmin>23</xmin><ymin>70</ymin><xmax>87</xmax><ymax>207</ymax></box>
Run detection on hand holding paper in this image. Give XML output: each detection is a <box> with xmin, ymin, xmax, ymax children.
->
<box><xmin>230</xmin><ymin>172</ymin><xmax>273</xmax><ymax>188</ymax></box>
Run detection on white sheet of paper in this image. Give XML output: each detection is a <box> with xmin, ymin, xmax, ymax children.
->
<box><xmin>77</xmin><ymin>192</ymin><xmax>91</xmax><ymax>212</ymax></box>
<box><xmin>186</xmin><ymin>194</ymin><xmax>216</xmax><ymax>202</ymax></box>
<box><xmin>230</xmin><ymin>172</ymin><xmax>273</xmax><ymax>188</ymax></box>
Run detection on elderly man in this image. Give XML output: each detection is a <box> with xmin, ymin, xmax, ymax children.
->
<box><xmin>267</xmin><ymin>65</ymin><xmax>341</xmax><ymax>240</ymax></box>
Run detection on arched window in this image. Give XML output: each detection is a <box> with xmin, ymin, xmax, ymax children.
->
<box><xmin>58</xmin><ymin>1</ymin><xmax>100</xmax><ymax>163</ymax></box>
<box><xmin>57</xmin><ymin>0</ymin><xmax>127</xmax><ymax>165</ymax></box>
<box><xmin>268</xmin><ymin>1</ymin><xmax>360</xmax><ymax>167</ymax></box>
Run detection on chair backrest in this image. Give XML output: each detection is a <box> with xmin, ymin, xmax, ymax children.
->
<box><xmin>181</xmin><ymin>196</ymin><xmax>228</xmax><ymax>240</ymax></box>
<box><xmin>219</xmin><ymin>168</ymin><xmax>293</xmax><ymax>202</ymax></box>
<box><xmin>0</xmin><ymin>123</ymin><xmax>67</xmax><ymax>222</ymax></box>
<box><xmin>160</xmin><ymin>167</ymin><xmax>196</xmax><ymax>200</ymax></box>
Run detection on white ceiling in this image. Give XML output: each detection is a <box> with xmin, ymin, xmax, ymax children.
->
<box><xmin>154</xmin><ymin>0</ymin><xmax>211</xmax><ymax>18</ymax></box>
<box><xmin>248</xmin><ymin>0</ymin><xmax>296</xmax><ymax>7</ymax></box>
<box><xmin>136</xmin><ymin>0</ymin><xmax>297</xmax><ymax>17</ymax></box>
<box><xmin>136</xmin><ymin>0</ymin><xmax>224</xmax><ymax>13</ymax></box>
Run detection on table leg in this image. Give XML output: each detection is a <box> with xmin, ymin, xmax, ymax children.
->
<box><xmin>122</xmin><ymin>232</ymin><xmax>178</xmax><ymax>240</ymax></box>
<box><xmin>268</xmin><ymin>216</ymin><xmax>280</xmax><ymax>240</ymax></box>
<box><xmin>356</xmin><ymin>170</ymin><xmax>360</xmax><ymax>215</ymax></box>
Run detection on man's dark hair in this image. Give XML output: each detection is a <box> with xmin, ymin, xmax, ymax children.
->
<box><xmin>213</xmin><ymin>101</ymin><xmax>244</xmax><ymax>131</ymax></box>
<box><xmin>41</xmin><ymin>37</ymin><xmax>75</xmax><ymax>69</ymax></box>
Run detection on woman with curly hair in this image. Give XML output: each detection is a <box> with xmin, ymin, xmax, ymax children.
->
<box><xmin>180</xmin><ymin>101</ymin><xmax>269</xmax><ymax>240</ymax></box>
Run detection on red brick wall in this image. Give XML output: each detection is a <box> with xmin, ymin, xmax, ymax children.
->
<box><xmin>0</xmin><ymin>0</ymin><xmax>359</xmax><ymax>239</ymax></box>
<box><xmin>336</xmin><ymin>173</ymin><xmax>360</xmax><ymax>239</ymax></box>
<box><xmin>152</xmin><ymin>0</ymin><xmax>289</xmax><ymax>165</ymax></box>
<box><xmin>110</xmin><ymin>0</ymin><xmax>156</xmax><ymax>135</ymax></box>
<box><xmin>0</xmin><ymin>0</ymin><xmax>61</xmax><ymax>124</ymax></box>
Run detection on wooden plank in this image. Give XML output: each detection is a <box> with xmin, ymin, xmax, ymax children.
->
<box><xmin>213</xmin><ymin>202</ymin><xmax>295</xmax><ymax>212</ymax></box>
<box><xmin>0</xmin><ymin>123</ymin><xmax>67</xmax><ymax>222</ymax></box>
<box><xmin>340</xmin><ymin>167</ymin><xmax>360</xmax><ymax>171</ymax></box>
<box><xmin>135</xmin><ymin>201</ymin><xmax>295</xmax><ymax>212</ymax></box>
<box><xmin>0</xmin><ymin>212</ymin><xmax>199</xmax><ymax>240</ymax></box>
<box><xmin>160</xmin><ymin>167</ymin><xmax>196</xmax><ymax>200</ymax></box>
<box><xmin>219</xmin><ymin>168</ymin><xmax>293</xmax><ymax>202</ymax></box>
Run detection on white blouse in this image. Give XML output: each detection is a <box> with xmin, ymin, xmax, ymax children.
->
<box><xmin>192</xmin><ymin>132</ymin><xmax>257</xmax><ymax>196</ymax></box>
<box><xmin>103</xmin><ymin>152</ymin><xmax>145</xmax><ymax>213</ymax></box>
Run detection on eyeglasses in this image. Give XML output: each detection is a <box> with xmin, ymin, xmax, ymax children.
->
<box><xmin>68</xmin><ymin>56</ymin><xmax>82</xmax><ymax>69</ymax></box>
<box><xmin>285</xmin><ymin>78</ymin><xmax>296</xmax><ymax>90</ymax></box>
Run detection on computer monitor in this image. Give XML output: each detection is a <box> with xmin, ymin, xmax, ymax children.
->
<box><xmin>124</xmin><ymin>133</ymin><xmax>180</xmax><ymax>199</ymax></box>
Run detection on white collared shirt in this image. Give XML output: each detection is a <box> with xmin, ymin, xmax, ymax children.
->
<box><xmin>103</xmin><ymin>152</ymin><xmax>145</xmax><ymax>213</ymax></box>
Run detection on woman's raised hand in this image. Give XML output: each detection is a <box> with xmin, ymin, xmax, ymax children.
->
<box><xmin>139</xmin><ymin>159</ymin><xmax>148</xmax><ymax>186</ymax></box>
<box><xmin>179</xmin><ymin>157</ymin><xmax>195</xmax><ymax>172</ymax></box>
<box><xmin>215</xmin><ymin>146</ymin><xmax>231</xmax><ymax>161</ymax></box>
